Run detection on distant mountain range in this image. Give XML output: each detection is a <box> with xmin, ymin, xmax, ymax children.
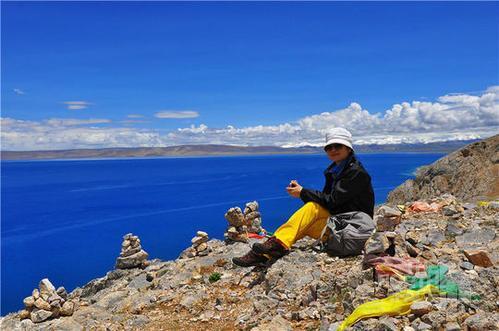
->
<box><xmin>1</xmin><ymin>140</ymin><xmax>478</xmax><ymax>160</ymax></box>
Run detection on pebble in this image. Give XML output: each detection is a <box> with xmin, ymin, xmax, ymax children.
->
<box><xmin>410</xmin><ymin>301</ymin><xmax>433</xmax><ymax>316</ymax></box>
<box><xmin>445</xmin><ymin>322</ymin><xmax>461</xmax><ymax>331</ymax></box>
<box><xmin>459</xmin><ymin>261</ymin><xmax>474</xmax><ymax>270</ymax></box>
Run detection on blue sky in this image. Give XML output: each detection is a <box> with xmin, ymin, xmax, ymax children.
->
<box><xmin>1</xmin><ymin>2</ymin><xmax>498</xmax><ymax>150</ymax></box>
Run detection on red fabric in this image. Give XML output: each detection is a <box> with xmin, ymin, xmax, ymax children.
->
<box><xmin>367</xmin><ymin>256</ymin><xmax>426</xmax><ymax>276</ymax></box>
<box><xmin>247</xmin><ymin>233</ymin><xmax>267</xmax><ymax>239</ymax></box>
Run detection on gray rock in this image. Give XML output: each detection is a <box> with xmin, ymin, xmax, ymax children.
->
<box><xmin>379</xmin><ymin>317</ymin><xmax>399</xmax><ymax>331</ymax></box>
<box><xmin>60</xmin><ymin>301</ymin><xmax>75</xmax><ymax>316</ymax></box>
<box><xmin>445</xmin><ymin>322</ymin><xmax>461</xmax><ymax>331</ymax></box>
<box><xmin>416</xmin><ymin>321</ymin><xmax>432</xmax><ymax>330</ymax></box>
<box><xmin>94</xmin><ymin>290</ymin><xmax>129</xmax><ymax>310</ymax></box>
<box><xmin>180</xmin><ymin>291</ymin><xmax>204</xmax><ymax>309</ymax></box>
<box><xmin>459</xmin><ymin>261</ymin><xmax>474</xmax><ymax>270</ymax></box>
<box><xmin>328</xmin><ymin>322</ymin><xmax>342</xmax><ymax>331</ymax></box>
<box><xmin>410</xmin><ymin>301</ymin><xmax>433</xmax><ymax>316</ymax></box>
<box><xmin>255</xmin><ymin>315</ymin><xmax>292</xmax><ymax>331</ymax></box>
<box><xmin>116</xmin><ymin>249</ymin><xmax>149</xmax><ymax>269</ymax></box>
<box><xmin>446</xmin><ymin>223</ymin><xmax>464</xmax><ymax>236</ymax></box>
<box><xmin>128</xmin><ymin>273</ymin><xmax>150</xmax><ymax>290</ymax></box>
<box><xmin>30</xmin><ymin>309</ymin><xmax>52</xmax><ymax>323</ymax></box>
<box><xmin>121</xmin><ymin>246</ymin><xmax>142</xmax><ymax>257</ymax></box>
<box><xmin>378</xmin><ymin>205</ymin><xmax>402</xmax><ymax>217</ymax></box>
<box><xmin>126</xmin><ymin>314</ymin><xmax>150</xmax><ymax>328</ymax></box>
<box><xmin>365</xmin><ymin>232</ymin><xmax>390</xmax><ymax>254</ymax></box>
<box><xmin>48</xmin><ymin>293</ymin><xmax>63</xmax><ymax>304</ymax></box>
<box><xmin>81</xmin><ymin>277</ymin><xmax>108</xmax><ymax>297</ymax></box>
<box><xmin>488</xmin><ymin>201</ymin><xmax>499</xmax><ymax>209</ymax></box>
<box><xmin>56</xmin><ymin>286</ymin><xmax>68</xmax><ymax>300</ymax></box>
<box><xmin>442</xmin><ymin>205</ymin><xmax>458</xmax><ymax>216</ymax></box>
<box><xmin>20</xmin><ymin>319</ymin><xmax>35</xmax><ymax>329</ymax></box>
<box><xmin>32</xmin><ymin>288</ymin><xmax>40</xmax><ymax>300</ymax></box>
<box><xmin>464</xmin><ymin>312</ymin><xmax>499</xmax><ymax>330</ymax></box>
<box><xmin>456</xmin><ymin>228</ymin><xmax>495</xmax><ymax>248</ymax></box>
<box><xmin>49</xmin><ymin>318</ymin><xmax>84</xmax><ymax>331</ymax></box>
<box><xmin>425</xmin><ymin>231</ymin><xmax>445</xmax><ymax>246</ymax></box>
<box><xmin>462</xmin><ymin>203</ymin><xmax>477</xmax><ymax>210</ymax></box>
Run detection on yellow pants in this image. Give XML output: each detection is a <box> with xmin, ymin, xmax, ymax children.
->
<box><xmin>274</xmin><ymin>202</ymin><xmax>330</xmax><ymax>249</ymax></box>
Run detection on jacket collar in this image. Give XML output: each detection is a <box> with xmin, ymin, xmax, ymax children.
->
<box><xmin>325</xmin><ymin>154</ymin><xmax>356</xmax><ymax>177</ymax></box>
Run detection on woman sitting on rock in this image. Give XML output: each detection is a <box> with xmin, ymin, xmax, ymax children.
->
<box><xmin>233</xmin><ymin>127</ymin><xmax>375</xmax><ymax>267</ymax></box>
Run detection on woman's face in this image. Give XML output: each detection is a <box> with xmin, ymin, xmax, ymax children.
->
<box><xmin>325</xmin><ymin>144</ymin><xmax>351</xmax><ymax>163</ymax></box>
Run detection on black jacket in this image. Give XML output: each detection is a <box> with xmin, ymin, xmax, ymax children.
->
<box><xmin>299</xmin><ymin>154</ymin><xmax>375</xmax><ymax>217</ymax></box>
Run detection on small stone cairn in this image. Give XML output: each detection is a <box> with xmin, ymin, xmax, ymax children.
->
<box><xmin>19</xmin><ymin>278</ymin><xmax>75</xmax><ymax>323</ymax></box>
<box><xmin>115</xmin><ymin>233</ymin><xmax>149</xmax><ymax>269</ymax></box>
<box><xmin>224</xmin><ymin>200</ymin><xmax>265</xmax><ymax>243</ymax></box>
<box><xmin>186</xmin><ymin>231</ymin><xmax>211</xmax><ymax>257</ymax></box>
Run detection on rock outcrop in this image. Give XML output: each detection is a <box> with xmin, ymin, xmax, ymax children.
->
<box><xmin>1</xmin><ymin>195</ymin><xmax>497</xmax><ymax>330</ymax></box>
<box><xmin>388</xmin><ymin>134</ymin><xmax>499</xmax><ymax>204</ymax></box>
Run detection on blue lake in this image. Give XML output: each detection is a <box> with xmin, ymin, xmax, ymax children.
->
<box><xmin>0</xmin><ymin>153</ymin><xmax>443</xmax><ymax>314</ymax></box>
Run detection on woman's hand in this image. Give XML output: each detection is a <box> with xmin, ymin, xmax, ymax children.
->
<box><xmin>286</xmin><ymin>180</ymin><xmax>303</xmax><ymax>198</ymax></box>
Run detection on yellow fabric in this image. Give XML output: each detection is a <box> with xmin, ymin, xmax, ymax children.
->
<box><xmin>338</xmin><ymin>285</ymin><xmax>440</xmax><ymax>331</ymax></box>
<box><xmin>274</xmin><ymin>202</ymin><xmax>330</xmax><ymax>249</ymax></box>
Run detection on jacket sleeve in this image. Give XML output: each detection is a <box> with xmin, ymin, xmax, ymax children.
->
<box><xmin>299</xmin><ymin>170</ymin><xmax>370</xmax><ymax>213</ymax></box>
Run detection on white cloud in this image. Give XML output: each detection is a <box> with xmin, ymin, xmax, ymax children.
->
<box><xmin>167</xmin><ymin>86</ymin><xmax>499</xmax><ymax>146</ymax></box>
<box><xmin>154</xmin><ymin>110</ymin><xmax>199</xmax><ymax>119</ymax></box>
<box><xmin>62</xmin><ymin>101</ymin><xmax>92</xmax><ymax>110</ymax></box>
<box><xmin>45</xmin><ymin>118</ymin><xmax>111</xmax><ymax>126</ymax></box>
<box><xmin>13</xmin><ymin>88</ymin><xmax>25</xmax><ymax>95</ymax></box>
<box><xmin>1</xmin><ymin>86</ymin><xmax>498</xmax><ymax>151</ymax></box>
<box><xmin>1</xmin><ymin>117</ymin><xmax>163</xmax><ymax>151</ymax></box>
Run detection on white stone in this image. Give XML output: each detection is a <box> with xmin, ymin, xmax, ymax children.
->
<box><xmin>39</xmin><ymin>278</ymin><xmax>56</xmax><ymax>296</ymax></box>
<box><xmin>196</xmin><ymin>231</ymin><xmax>208</xmax><ymax>238</ymax></box>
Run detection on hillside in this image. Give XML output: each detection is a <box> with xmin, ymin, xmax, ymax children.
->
<box><xmin>1</xmin><ymin>140</ymin><xmax>479</xmax><ymax>160</ymax></box>
<box><xmin>388</xmin><ymin>135</ymin><xmax>499</xmax><ymax>204</ymax></box>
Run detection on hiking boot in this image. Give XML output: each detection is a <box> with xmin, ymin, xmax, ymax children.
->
<box><xmin>252</xmin><ymin>236</ymin><xmax>287</xmax><ymax>258</ymax></box>
<box><xmin>232</xmin><ymin>250</ymin><xmax>269</xmax><ymax>267</ymax></box>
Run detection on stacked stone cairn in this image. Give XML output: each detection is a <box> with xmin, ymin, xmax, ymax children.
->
<box><xmin>182</xmin><ymin>231</ymin><xmax>211</xmax><ymax>258</ymax></box>
<box><xmin>19</xmin><ymin>278</ymin><xmax>74</xmax><ymax>323</ymax></box>
<box><xmin>224</xmin><ymin>200</ymin><xmax>265</xmax><ymax>243</ymax></box>
<box><xmin>115</xmin><ymin>233</ymin><xmax>149</xmax><ymax>269</ymax></box>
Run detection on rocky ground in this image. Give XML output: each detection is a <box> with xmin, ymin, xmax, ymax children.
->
<box><xmin>1</xmin><ymin>195</ymin><xmax>498</xmax><ymax>331</ymax></box>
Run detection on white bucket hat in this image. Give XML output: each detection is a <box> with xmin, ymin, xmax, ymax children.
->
<box><xmin>324</xmin><ymin>127</ymin><xmax>354</xmax><ymax>151</ymax></box>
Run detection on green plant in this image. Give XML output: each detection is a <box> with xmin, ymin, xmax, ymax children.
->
<box><xmin>209</xmin><ymin>272</ymin><xmax>222</xmax><ymax>283</ymax></box>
